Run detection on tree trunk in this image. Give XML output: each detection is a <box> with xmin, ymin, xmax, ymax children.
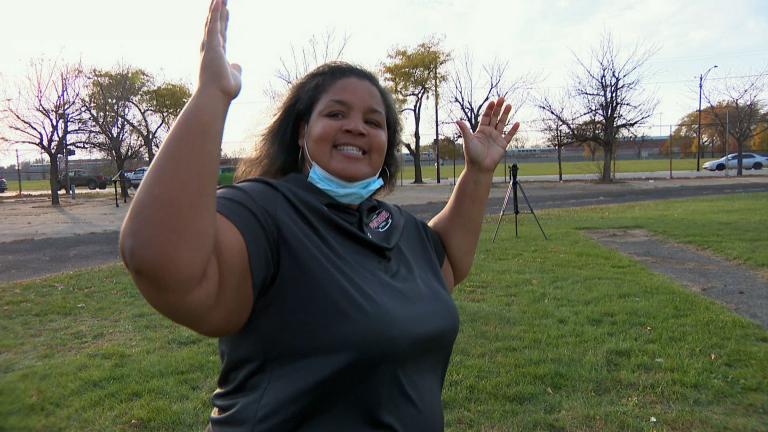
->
<box><xmin>557</xmin><ymin>145</ymin><xmax>563</xmax><ymax>182</ymax></box>
<box><xmin>49</xmin><ymin>157</ymin><xmax>61</xmax><ymax>206</ymax></box>
<box><xmin>413</xmin><ymin>118</ymin><xmax>423</xmax><ymax>184</ymax></box>
<box><xmin>146</xmin><ymin>140</ymin><xmax>155</xmax><ymax>164</ymax></box>
<box><xmin>601</xmin><ymin>143</ymin><xmax>613</xmax><ymax>182</ymax></box>
<box><xmin>116</xmin><ymin>158</ymin><xmax>130</xmax><ymax>199</ymax></box>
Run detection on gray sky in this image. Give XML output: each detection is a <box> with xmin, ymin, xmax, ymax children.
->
<box><xmin>2</xmin><ymin>0</ymin><xmax>767</xmax><ymax>166</ymax></box>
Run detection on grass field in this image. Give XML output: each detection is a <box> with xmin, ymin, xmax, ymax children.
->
<box><xmin>8</xmin><ymin>157</ymin><xmax>722</xmax><ymax>191</ymax></box>
<box><xmin>1</xmin><ymin>193</ymin><xmax>766</xmax><ymax>431</ymax></box>
<box><xmin>2</xmin><ymin>179</ymin><xmax>54</xmax><ymax>192</ymax></box>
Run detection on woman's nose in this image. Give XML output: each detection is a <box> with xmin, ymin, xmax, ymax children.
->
<box><xmin>342</xmin><ymin>117</ymin><xmax>366</xmax><ymax>135</ymax></box>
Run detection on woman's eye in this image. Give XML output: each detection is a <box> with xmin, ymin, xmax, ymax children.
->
<box><xmin>327</xmin><ymin>112</ymin><xmax>344</xmax><ymax>119</ymax></box>
<box><xmin>366</xmin><ymin>119</ymin><xmax>382</xmax><ymax>128</ymax></box>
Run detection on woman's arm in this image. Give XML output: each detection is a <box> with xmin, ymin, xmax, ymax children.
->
<box><xmin>120</xmin><ymin>0</ymin><xmax>251</xmax><ymax>336</ymax></box>
<box><xmin>429</xmin><ymin>97</ymin><xmax>519</xmax><ymax>286</ymax></box>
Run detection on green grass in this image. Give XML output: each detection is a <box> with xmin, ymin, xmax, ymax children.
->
<box><xmin>445</xmin><ymin>192</ymin><xmax>768</xmax><ymax>431</ymax></box>
<box><xmin>2</xmin><ymin>179</ymin><xmax>55</xmax><ymax>192</ymax></box>
<box><xmin>1</xmin><ymin>193</ymin><xmax>766</xmax><ymax>431</ymax></box>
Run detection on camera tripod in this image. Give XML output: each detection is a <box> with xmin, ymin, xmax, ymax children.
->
<box><xmin>492</xmin><ymin>164</ymin><xmax>548</xmax><ymax>241</ymax></box>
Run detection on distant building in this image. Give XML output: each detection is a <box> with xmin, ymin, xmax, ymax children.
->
<box><xmin>0</xmin><ymin>158</ymin><xmax>116</xmax><ymax>181</ymax></box>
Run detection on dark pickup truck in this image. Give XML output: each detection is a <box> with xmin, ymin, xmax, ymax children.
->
<box><xmin>57</xmin><ymin>169</ymin><xmax>109</xmax><ymax>190</ymax></box>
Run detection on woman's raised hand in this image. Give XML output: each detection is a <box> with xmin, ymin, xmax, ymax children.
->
<box><xmin>199</xmin><ymin>0</ymin><xmax>242</xmax><ymax>100</ymax></box>
<box><xmin>456</xmin><ymin>97</ymin><xmax>520</xmax><ymax>174</ymax></box>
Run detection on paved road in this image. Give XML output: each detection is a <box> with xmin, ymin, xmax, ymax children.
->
<box><xmin>1</xmin><ymin>175</ymin><xmax>766</xmax><ymax>284</ymax></box>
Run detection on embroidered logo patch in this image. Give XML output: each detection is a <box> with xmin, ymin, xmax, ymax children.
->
<box><xmin>367</xmin><ymin>209</ymin><xmax>392</xmax><ymax>232</ymax></box>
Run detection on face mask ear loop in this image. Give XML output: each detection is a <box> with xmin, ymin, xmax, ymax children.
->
<box><xmin>381</xmin><ymin>166</ymin><xmax>390</xmax><ymax>182</ymax></box>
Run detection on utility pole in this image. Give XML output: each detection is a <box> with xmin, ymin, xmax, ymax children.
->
<box><xmin>668</xmin><ymin>125</ymin><xmax>673</xmax><ymax>179</ymax></box>
<box><xmin>434</xmin><ymin>64</ymin><xmax>440</xmax><ymax>184</ymax></box>
<box><xmin>64</xmin><ymin>136</ymin><xmax>70</xmax><ymax>191</ymax></box>
<box><xmin>697</xmin><ymin>65</ymin><xmax>718</xmax><ymax>171</ymax></box>
<box><xmin>724</xmin><ymin>110</ymin><xmax>729</xmax><ymax>177</ymax></box>
<box><xmin>15</xmin><ymin>149</ymin><xmax>22</xmax><ymax>194</ymax></box>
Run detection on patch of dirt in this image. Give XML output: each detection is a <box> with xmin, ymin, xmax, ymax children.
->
<box><xmin>586</xmin><ymin>229</ymin><xmax>768</xmax><ymax>329</ymax></box>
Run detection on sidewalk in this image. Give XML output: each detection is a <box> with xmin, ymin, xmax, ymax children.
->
<box><xmin>1</xmin><ymin>170</ymin><xmax>766</xmax><ymax>243</ymax></box>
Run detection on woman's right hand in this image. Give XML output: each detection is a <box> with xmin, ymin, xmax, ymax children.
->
<box><xmin>199</xmin><ymin>0</ymin><xmax>242</xmax><ymax>100</ymax></box>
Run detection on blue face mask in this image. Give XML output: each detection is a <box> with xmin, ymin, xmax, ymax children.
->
<box><xmin>303</xmin><ymin>127</ymin><xmax>385</xmax><ymax>205</ymax></box>
<box><xmin>307</xmin><ymin>163</ymin><xmax>384</xmax><ymax>205</ymax></box>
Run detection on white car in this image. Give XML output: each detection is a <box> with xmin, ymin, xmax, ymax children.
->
<box><xmin>702</xmin><ymin>153</ymin><xmax>767</xmax><ymax>171</ymax></box>
<box><xmin>126</xmin><ymin>167</ymin><xmax>148</xmax><ymax>188</ymax></box>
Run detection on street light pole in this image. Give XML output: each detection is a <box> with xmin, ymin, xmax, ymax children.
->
<box><xmin>434</xmin><ymin>64</ymin><xmax>440</xmax><ymax>184</ymax></box>
<box><xmin>697</xmin><ymin>65</ymin><xmax>717</xmax><ymax>171</ymax></box>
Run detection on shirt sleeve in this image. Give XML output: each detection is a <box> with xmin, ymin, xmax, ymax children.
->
<box><xmin>421</xmin><ymin>220</ymin><xmax>446</xmax><ymax>267</ymax></box>
<box><xmin>216</xmin><ymin>183</ymin><xmax>279</xmax><ymax>298</ymax></box>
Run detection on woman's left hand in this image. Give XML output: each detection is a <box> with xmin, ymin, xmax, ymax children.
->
<box><xmin>456</xmin><ymin>97</ymin><xmax>520</xmax><ymax>174</ymax></box>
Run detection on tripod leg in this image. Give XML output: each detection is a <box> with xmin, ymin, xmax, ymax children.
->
<box><xmin>516</xmin><ymin>182</ymin><xmax>548</xmax><ymax>240</ymax></box>
<box><xmin>513</xmin><ymin>179</ymin><xmax>519</xmax><ymax>238</ymax></box>
<box><xmin>515</xmin><ymin>212</ymin><xmax>518</xmax><ymax>237</ymax></box>
<box><xmin>492</xmin><ymin>178</ymin><xmax>516</xmax><ymax>243</ymax></box>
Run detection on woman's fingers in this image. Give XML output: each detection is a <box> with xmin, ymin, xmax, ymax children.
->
<box><xmin>456</xmin><ymin>120</ymin><xmax>472</xmax><ymax>142</ymax></box>
<box><xmin>490</xmin><ymin>96</ymin><xmax>505</xmax><ymax>128</ymax></box>
<box><xmin>220</xmin><ymin>1</ymin><xmax>229</xmax><ymax>49</ymax></box>
<box><xmin>497</xmin><ymin>104</ymin><xmax>512</xmax><ymax>131</ymax></box>
<box><xmin>479</xmin><ymin>99</ymin><xmax>496</xmax><ymax>129</ymax></box>
<box><xmin>201</xmin><ymin>1</ymin><xmax>215</xmax><ymax>52</ymax></box>
<box><xmin>480</xmin><ymin>97</ymin><xmax>516</xmax><ymax>134</ymax></box>
<box><xmin>504</xmin><ymin>122</ymin><xmax>521</xmax><ymax>144</ymax></box>
<box><xmin>201</xmin><ymin>0</ymin><xmax>223</xmax><ymax>53</ymax></box>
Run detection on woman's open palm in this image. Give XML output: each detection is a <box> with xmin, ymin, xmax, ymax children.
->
<box><xmin>456</xmin><ymin>97</ymin><xmax>520</xmax><ymax>173</ymax></box>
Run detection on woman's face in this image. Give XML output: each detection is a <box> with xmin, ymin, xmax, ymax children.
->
<box><xmin>300</xmin><ymin>78</ymin><xmax>388</xmax><ymax>182</ymax></box>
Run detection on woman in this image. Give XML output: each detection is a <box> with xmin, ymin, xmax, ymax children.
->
<box><xmin>119</xmin><ymin>0</ymin><xmax>519</xmax><ymax>430</ymax></box>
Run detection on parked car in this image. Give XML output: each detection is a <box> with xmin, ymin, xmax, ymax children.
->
<box><xmin>703</xmin><ymin>153</ymin><xmax>768</xmax><ymax>171</ymax></box>
<box><xmin>126</xmin><ymin>167</ymin><xmax>148</xmax><ymax>188</ymax></box>
<box><xmin>57</xmin><ymin>169</ymin><xmax>109</xmax><ymax>190</ymax></box>
<box><xmin>0</xmin><ymin>176</ymin><xmax>7</xmax><ymax>193</ymax></box>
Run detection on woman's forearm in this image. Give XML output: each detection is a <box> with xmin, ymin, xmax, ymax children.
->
<box><xmin>428</xmin><ymin>167</ymin><xmax>494</xmax><ymax>284</ymax></box>
<box><xmin>120</xmin><ymin>87</ymin><xmax>231</xmax><ymax>289</ymax></box>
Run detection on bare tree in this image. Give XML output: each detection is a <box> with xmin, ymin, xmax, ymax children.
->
<box><xmin>539</xmin><ymin>97</ymin><xmax>575</xmax><ymax>181</ymax></box>
<box><xmin>704</xmin><ymin>71</ymin><xmax>768</xmax><ymax>175</ymax></box>
<box><xmin>264</xmin><ymin>30</ymin><xmax>349</xmax><ymax>103</ymax></box>
<box><xmin>1</xmin><ymin>59</ymin><xmax>88</xmax><ymax>205</ymax></box>
<box><xmin>447</xmin><ymin>53</ymin><xmax>533</xmax><ymax>132</ymax></box>
<box><xmin>538</xmin><ymin>34</ymin><xmax>657</xmax><ymax>182</ymax></box>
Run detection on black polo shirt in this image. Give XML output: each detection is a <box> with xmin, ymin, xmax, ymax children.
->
<box><xmin>211</xmin><ymin>173</ymin><xmax>460</xmax><ymax>431</ymax></box>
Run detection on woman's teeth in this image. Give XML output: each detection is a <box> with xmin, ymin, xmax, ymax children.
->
<box><xmin>336</xmin><ymin>145</ymin><xmax>364</xmax><ymax>155</ymax></box>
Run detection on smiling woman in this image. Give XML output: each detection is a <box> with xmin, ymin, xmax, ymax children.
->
<box><xmin>118</xmin><ymin>0</ymin><xmax>520</xmax><ymax>430</ymax></box>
